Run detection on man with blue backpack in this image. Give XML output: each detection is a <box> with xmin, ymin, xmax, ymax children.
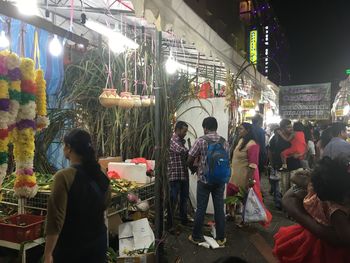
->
<box><xmin>187</xmin><ymin>117</ymin><xmax>230</xmax><ymax>247</ymax></box>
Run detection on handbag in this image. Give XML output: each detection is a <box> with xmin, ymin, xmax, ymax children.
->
<box><xmin>243</xmin><ymin>187</ymin><xmax>267</xmax><ymax>223</ymax></box>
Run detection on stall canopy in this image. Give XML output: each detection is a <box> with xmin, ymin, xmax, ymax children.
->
<box><xmin>1</xmin><ymin>0</ymin><xmax>278</xmax><ymax>95</ymax></box>
<box><xmin>131</xmin><ymin>0</ymin><xmax>278</xmax><ymax>93</ymax></box>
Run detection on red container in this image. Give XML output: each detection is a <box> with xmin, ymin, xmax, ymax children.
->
<box><xmin>0</xmin><ymin>214</ymin><xmax>45</xmax><ymax>243</ymax></box>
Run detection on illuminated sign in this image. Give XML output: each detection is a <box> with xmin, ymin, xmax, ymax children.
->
<box><xmin>346</xmin><ymin>69</ymin><xmax>350</xmax><ymax>75</ymax></box>
<box><xmin>249</xmin><ymin>30</ymin><xmax>258</xmax><ymax>65</ymax></box>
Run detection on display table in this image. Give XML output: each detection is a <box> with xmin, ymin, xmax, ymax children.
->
<box><xmin>0</xmin><ymin>237</ymin><xmax>45</xmax><ymax>263</ymax></box>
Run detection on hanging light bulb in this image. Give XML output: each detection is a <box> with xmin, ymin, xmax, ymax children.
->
<box><xmin>0</xmin><ymin>31</ymin><xmax>9</xmax><ymax>49</ymax></box>
<box><xmin>16</xmin><ymin>0</ymin><xmax>39</xmax><ymax>16</ymax></box>
<box><xmin>49</xmin><ymin>35</ymin><xmax>63</xmax><ymax>56</ymax></box>
<box><xmin>166</xmin><ymin>52</ymin><xmax>178</xmax><ymax>74</ymax></box>
<box><xmin>108</xmin><ymin>37</ymin><xmax>126</xmax><ymax>54</ymax></box>
<box><xmin>344</xmin><ymin>104</ymin><xmax>350</xmax><ymax>116</ymax></box>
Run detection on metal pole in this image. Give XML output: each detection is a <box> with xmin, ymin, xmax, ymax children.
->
<box><xmin>154</xmin><ymin>30</ymin><xmax>164</xmax><ymax>263</ymax></box>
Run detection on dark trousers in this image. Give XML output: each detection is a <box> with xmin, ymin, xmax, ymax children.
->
<box><xmin>192</xmin><ymin>181</ymin><xmax>225</xmax><ymax>240</ymax></box>
<box><xmin>53</xmin><ymin>232</ymin><xmax>107</xmax><ymax>263</ymax></box>
<box><xmin>168</xmin><ymin>180</ymin><xmax>189</xmax><ymax>227</ymax></box>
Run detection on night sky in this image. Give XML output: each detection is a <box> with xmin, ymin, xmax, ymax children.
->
<box><xmin>270</xmin><ymin>0</ymin><xmax>350</xmax><ymax>86</ymax></box>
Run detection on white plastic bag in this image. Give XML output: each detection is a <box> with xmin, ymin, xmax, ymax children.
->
<box><xmin>243</xmin><ymin>188</ymin><xmax>267</xmax><ymax>223</ymax></box>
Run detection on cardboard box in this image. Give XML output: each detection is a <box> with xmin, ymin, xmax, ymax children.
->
<box><xmin>99</xmin><ymin>157</ymin><xmax>123</xmax><ymax>173</ymax></box>
<box><xmin>107</xmin><ymin>210</ymin><xmax>123</xmax><ymax>236</ymax></box>
<box><xmin>116</xmin><ymin>253</ymin><xmax>155</xmax><ymax>263</ymax></box>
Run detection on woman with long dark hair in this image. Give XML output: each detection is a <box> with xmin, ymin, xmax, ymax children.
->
<box><xmin>227</xmin><ymin>123</ymin><xmax>272</xmax><ymax>226</ymax></box>
<box><xmin>44</xmin><ymin>129</ymin><xmax>110</xmax><ymax>263</ymax></box>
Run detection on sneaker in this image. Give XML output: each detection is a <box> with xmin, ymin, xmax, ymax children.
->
<box><xmin>216</xmin><ymin>238</ymin><xmax>227</xmax><ymax>247</ymax></box>
<box><xmin>188</xmin><ymin>235</ymin><xmax>203</xmax><ymax>245</ymax></box>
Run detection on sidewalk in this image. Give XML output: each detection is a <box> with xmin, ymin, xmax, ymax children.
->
<box><xmin>164</xmin><ymin>177</ymin><xmax>293</xmax><ymax>263</ymax></box>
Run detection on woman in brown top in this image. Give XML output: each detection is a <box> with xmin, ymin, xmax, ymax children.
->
<box><xmin>44</xmin><ymin>129</ymin><xmax>110</xmax><ymax>263</ymax></box>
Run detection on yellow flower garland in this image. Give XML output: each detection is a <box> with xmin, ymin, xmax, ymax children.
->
<box><xmin>35</xmin><ymin>69</ymin><xmax>47</xmax><ymax>116</ymax></box>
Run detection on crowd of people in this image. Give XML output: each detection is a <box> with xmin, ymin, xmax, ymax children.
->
<box><xmin>167</xmin><ymin>115</ymin><xmax>350</xmax><ymax>262</ymax></box>
<box><xmin>43</xmin><ymin>117</ymin><xmax>350</xmax><ymax>263</ymax></box>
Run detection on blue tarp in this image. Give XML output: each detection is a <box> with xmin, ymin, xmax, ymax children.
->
<box><xmin>0</xmin><ymin>16</ymin><xmax>67</xmax><ymax>169</ymax></box>
<box><xmin>0</xmin><ymin>17</ymin><xmax>64</xmax><ymax>108</ymax></box>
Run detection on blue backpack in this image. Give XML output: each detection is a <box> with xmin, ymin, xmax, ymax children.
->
<box><xmin>203</xmin><ymin>136</ymin><xmax>231</xmax><ymax>184</ymax></box>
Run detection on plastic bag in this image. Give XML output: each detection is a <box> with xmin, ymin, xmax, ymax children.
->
<box><xmin>243</xmin><ymin>188</ymin><xmax>267</xmax><ymax>223</ymax></box>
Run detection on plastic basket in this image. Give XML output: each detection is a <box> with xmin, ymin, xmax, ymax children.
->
<box><xmin>0</xmin><ymin>188</ymin><xmax>50</xmax><ymax>211</ymax></box>
<box><xmin>0</xmin><ymin>214</ymin><xmax>45</xmax><ymax>243</ymax></box>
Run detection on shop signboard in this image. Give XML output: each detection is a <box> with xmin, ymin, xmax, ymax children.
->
<box><xmin>249</xmin><ymin>30</ymin><xmax>258</xmax><ymax>65</ymax></box>
<box><xmin>279</xmin><ymin>83</ymin><xmax>331</xmax><ymax>120</ymax></box>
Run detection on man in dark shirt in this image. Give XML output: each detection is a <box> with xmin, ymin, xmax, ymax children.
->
<box><xmin>269</xmin><ymin>119</ymin><xmax>302</xmax><ymax>208</ymax></box>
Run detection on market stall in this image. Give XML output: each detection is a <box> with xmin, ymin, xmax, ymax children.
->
<box><xmin>0</xmin><ymin>0</ymin><xmax>281</xmax><ymax>262</ymax></box>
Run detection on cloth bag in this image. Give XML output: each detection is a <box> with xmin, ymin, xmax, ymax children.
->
<box><xmin>243</xmin><ymin>187</ymin><xmax>267</xmax><ymax>223</ymax></box>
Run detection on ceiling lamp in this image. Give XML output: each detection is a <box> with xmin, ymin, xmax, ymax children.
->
<box><xmin>84</xmin><ymin>20</ymin><xmax>139</xmax><ymax>51</ymax></box>
<box><xmin>165</xmin><ymin>51</ymin><xmax>196</xmax><ymax>75</ymax></box>
<box><xmin>0</xmin><ymin>31</ymin><xmax>10</xmax><ymax>49</ymax></box>
<box><xmin>49</xmin><ymin>35</ymin><xmax>63</xmax><ymax>56</ymax></box>
<box><xmin>16</xmin><ymin>0</ymin><xmax>39</xmax><ymax>16</ymax></box>
<box><xmin>165</xmin><ymin>52</ymin><xmax>177</xmax><ymax>74</ymax></box>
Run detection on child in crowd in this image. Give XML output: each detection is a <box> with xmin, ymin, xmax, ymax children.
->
<box><xmin>273</xmin><ymin>157</ymin><xmax>350</xmax><ymax>263</ymax></box>
<box><xmin>278</xmin><ymin>122</ymin><xmax>306</xmax><ymax>170</ymax></box>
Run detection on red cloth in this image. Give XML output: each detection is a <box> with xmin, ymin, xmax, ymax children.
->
<box><xmin>107</xmin><ymin>170</ymin><xmax>120</xmax><ymax>179</ymax></box>
<box><xmin>273</xmin><ymin>224</ymin><xmax>350</xmax><ymax>263</ymax></box>
<box><xmin>198</xmin><ymin>82</ymin><xmax>213</xmax><ymax>99</ymax></box>
<box><xmin>281</xmin><ymin>131</ymin><xmax>306</xmax><ymax>160</ymax></box>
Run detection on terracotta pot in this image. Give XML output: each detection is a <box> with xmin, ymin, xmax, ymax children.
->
<box><xmin>150</xmin><ymin>95</ymin><xmax>155</xmax><ymax>106</ymax></box>
<box><xmin>118</xmin><ymin>92</ymin><xmax>134</xmax><ymax>109</ymax></box>
<box><xmin>141</xmin><ymin>96</ymin><xmax>151</xmax><ymax>107</ymax></box>
<box><xmin>99</xmin><ymin>89</ymin><xmax>120</xmax><ymax>108</ymax></box>
<box><xmin>132</xmin><ymin>95</ymin><xmax>142</xmax><ymax>108</ymax></box>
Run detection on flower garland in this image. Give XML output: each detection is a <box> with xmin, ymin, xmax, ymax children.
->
<box><xmin>35</xmin><ymin>69</ymin><xmax>49</xmax><ymax>130</ymax></box>
<box><xmin>0</xmin><ymin>53</ymin><xmax>10</xmax><ymax>194</ymax></box>
<box><xmin>13</xmin><ymin>58</ymin><xmax>38</xmax><ymax>198</ymax></box>
<box><xmin>1</xmin><ymin>51</ymin><xmax>22</xmax><ymax>142</ymax></box>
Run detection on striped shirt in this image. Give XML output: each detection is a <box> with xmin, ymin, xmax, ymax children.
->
<box><xmin>167</xmin><ymin>133</ymin><xmax>189</xmax><ymax>181</ymax></box>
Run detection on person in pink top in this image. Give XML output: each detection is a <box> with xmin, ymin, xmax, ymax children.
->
<box><xmin>274</xmin><ymin>157</ymin><xmax>350</xmax><ymax>263</ymax></box>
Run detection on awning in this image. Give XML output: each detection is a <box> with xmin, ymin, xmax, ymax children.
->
<box><xmin>131</xmin><ymin>0</ymin><xmax>279</xmax><ymax>94</ymax></box>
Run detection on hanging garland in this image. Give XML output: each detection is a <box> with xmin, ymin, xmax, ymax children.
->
<box><xmin>3</xmin><ymin>51</ymin><xmax>22</xmax><ymax>141</ymax></box>
<box><xmin>13</xmin><ymin>58</ymin><xmax>38</xmax><ymax>198</ymax></box>
<box><xmin>0</xmin><ymin>49</ymin><xmax>48</xmax><ymax>199</ymax></box>
<box><xmin>0</xmin><ymin>53</ymin><xmax>10</xmax><ymax>192</ymax></box>
<box><xmin>35</xmin><ymin>69</ymin><xmax>49</xmax><ymax>130</ymax></box>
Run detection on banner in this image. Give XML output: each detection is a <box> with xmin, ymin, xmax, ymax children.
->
<box><xmin>249</xmin><ymin>30</ymin><xmax>257</xmax><ymax>65</ymax></box>
<box><xmin>279</xmin><ymin>83</ymin><xmax>331</xmax><ymax>120</ymax></box>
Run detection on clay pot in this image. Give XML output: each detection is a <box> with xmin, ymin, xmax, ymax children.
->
<box><xmin>118</xmin><ymin>92</ymin><xmax>134</xmax><ymax>109</ymax></box>
<box><xmin>141</xmin><ymin>96</ymin><xmax>151</xmax><ymax>107</ymax></box>
<box><xmin>99</xmin><ymin>89</ymin><xmax>120</xmax><ymax>108</ymax></box>
<box><xmin>132</xmin><ymin>95</ymin><xmax>142</xmax><ymax>108</ymax></box>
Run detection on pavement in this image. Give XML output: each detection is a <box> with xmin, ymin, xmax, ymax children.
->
<box><xmin>164</xmin><ymin>177</ymin><xmax>294</xmax><ymax>263</ymax></box>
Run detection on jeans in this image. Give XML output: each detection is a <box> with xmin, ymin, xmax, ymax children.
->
<box><xmin>269</xmin><ymin>178</ymin><xmax>282</xmax><ymax>208</ymax></box>
<box><xmin>168</xmin><ymin>180</ymin><xmax>189</xmax><ymax>227</ymax></box>
<box><xmin>192</xmin><ymin>181</ymin><xmax>225</xmax><ymax>240</ymax></box>
<box><xmin>269</xmin><ymin>167</ymin><xmax>282</xmax><ymax>208</ymax></box>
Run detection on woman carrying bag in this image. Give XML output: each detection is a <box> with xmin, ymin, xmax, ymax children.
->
<box><xmin>227</xmin><ymin>122</ymin><xmax>272</xmax><ymax>227</ymax></box>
